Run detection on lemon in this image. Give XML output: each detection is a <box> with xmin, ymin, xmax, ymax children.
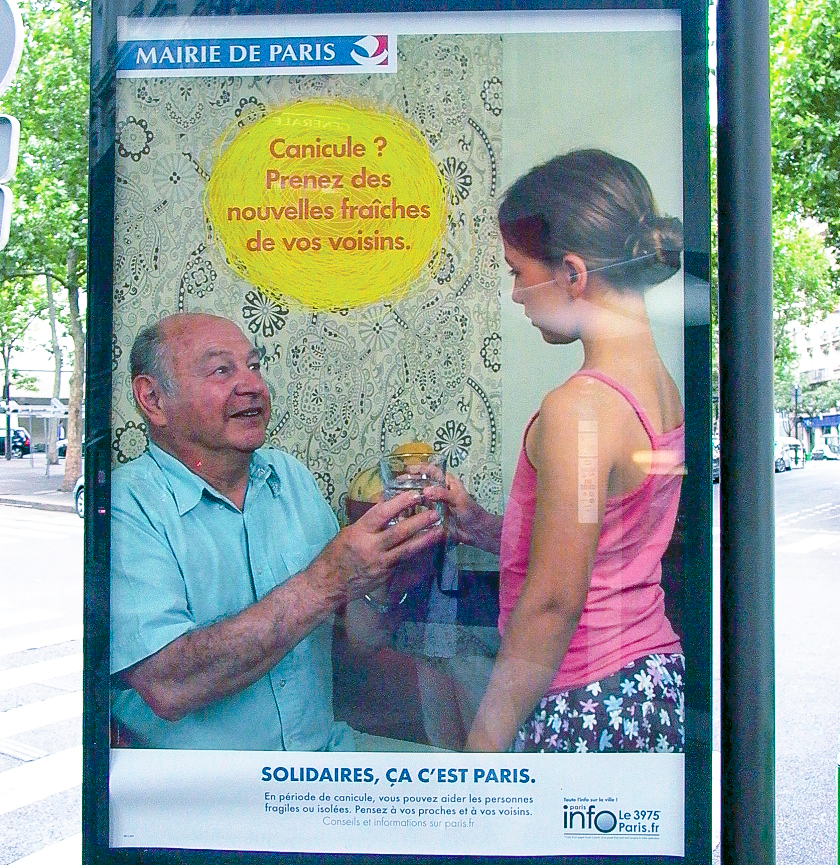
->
<box><xmin>392</xmin><ymin>440</ymin><xmax>434</xmax><ymax>466</ymax></box>
<box><xmin>347</xmin><ymin>465</ymin><xmax>384</xmax><ymax>503</ymax></box>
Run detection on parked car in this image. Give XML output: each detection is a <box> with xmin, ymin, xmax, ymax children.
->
<box><xmin>810</xmin><ymin>443</ymin><xmax>840</xmax><ymax>461</ymax></box>
<box><xmin>73</xmin><ymin>475</ymin><xmax>84</xmax><ymax>518</ymax></box>
<box><xmin>774</xmin><ymin>441</ymin><xmax>792</xmax><ymax>473</ymax></box>
<box><xmin>57</xmin><ymin>437</ymin><xmax>83</xmax><ymax>458</ymax></box>
<box><xmin>775</xmin><ymin>435</ymin><xmax>805</xmax><ymax>469</ymax></box>
<box><xmin>0</xmin><ymin>427</ymin><xmax>31</xmax><ymax>457</ymax></box>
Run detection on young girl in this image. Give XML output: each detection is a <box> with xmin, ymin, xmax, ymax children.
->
<box><xmin>427</xmin><ymin>149</ymin><xmax>686</xmax><ymax>753</ymax></box>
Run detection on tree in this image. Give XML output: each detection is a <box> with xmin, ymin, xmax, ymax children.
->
<box><xmin>777</xmin><ymin>377</ymin><xmax>840</xmax><ymax>442</ymax></box>
<box><xmin>798</xmin><ymin>379</ymin><xmax>840</xmax><ymax>417</ymax></box>
<box><xmin>771</xmin><ymin>0</ymin><xmax>840</xmax><ymax>251</ymax></box>
<box><xmin>771</xmin><ymin>212</ymin><xmax>837</xmax><ymax>386</ymax></box>
<box><xmin>0</xmin><ymin>0</ymin><xmax>89</xmax><ymax>486</ymax></box>
<box><xmin>0</xmin><ymin>276</ymin><xmax>45</xmax><ymax>458</ymax></box>
<box><xmin>711</xmin><ymin>130</ymin><xmax>838</xmax><ymax>422</ymax></box>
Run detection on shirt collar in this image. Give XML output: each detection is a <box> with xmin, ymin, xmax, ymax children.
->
<box><xmin>147</xmin><ymin>442</ymin><xmax>282</xmax><ymax>515</ymax></box>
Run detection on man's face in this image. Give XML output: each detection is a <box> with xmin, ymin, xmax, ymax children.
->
<box><xmin>157</xmin><ymin>315</ymin><xmax>271</xmax><ymax>464</ymax></box>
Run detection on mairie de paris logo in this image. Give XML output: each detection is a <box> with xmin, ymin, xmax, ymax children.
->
<box><xmin>350</xmin><ymin>35</ymin><xmax>388</xmax><ymax>67</ymax></box>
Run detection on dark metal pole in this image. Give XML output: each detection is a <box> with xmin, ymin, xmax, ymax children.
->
<box><xmin>717</xmin><ymin>0</ymin><xmax>776</xmax><ymax>860</ymax></box>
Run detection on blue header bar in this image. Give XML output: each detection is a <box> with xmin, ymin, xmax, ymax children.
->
<box><xmin>117</xmin><ymin>34</ymin><xmax>394</xmax><ymax>77</ymax></box>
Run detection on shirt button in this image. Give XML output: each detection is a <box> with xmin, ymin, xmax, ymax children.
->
<box><xmin>277</xmin><ymin>678</ymin><xmax>286</xmax><ymax>688</ymax></box>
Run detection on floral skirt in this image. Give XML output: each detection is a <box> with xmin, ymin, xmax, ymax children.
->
<box><xmin>512</xmin><ymin>653</ymin><xmax>685</xmax><ymax>754</ymax></box>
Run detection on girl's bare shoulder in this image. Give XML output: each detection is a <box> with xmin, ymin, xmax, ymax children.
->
<box><xmin>538</xmin><ymin>373</ymin><xmax>612</xmax><ymax>423</ymax></box>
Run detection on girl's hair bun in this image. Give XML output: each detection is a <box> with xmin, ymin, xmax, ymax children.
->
<box><xmin>623</xmin><ymin>214</ymin><xmax>684</xmax><ymax>287</ymax></box>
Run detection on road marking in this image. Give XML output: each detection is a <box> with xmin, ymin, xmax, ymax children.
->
<box><xmin>9</xmin><ymin>833</ymin><xmax>81</xmax><ymax>864</ymax></box>
<box><xmin>0</xmin><ymin>625</ymin><xmax>82</xmax><ymax>657</ymax></box>
<box><xmin>0</xmin><ymin>509</ymin><xmax>81</xmax><ymax>524</ymax></box>
<box><xmin>0</xmin><ymin>737</ymin><xmax>47</xmax><ymax>761</ymax></box>
<box><xmin>0</xmin><ymin>654</ymin><xmax>83</xmax><ymax>692</ymax></box>
<box><xmin>776</xmin><ymin>533</ymin><xmax>840</xmax><ymax>554</ymax></box>
<box><xmin>0</xmin><ymin>746</ymin><xmax>81</xmax><ymax>815</ymax></box>
<box><xmin>0</xmin><ymin>513</ymin><xmax>82</xmax><ymax>531</ymax></box>
<box><xmin>776</xmin><ymin>502</ymin><xmax>840</xmax><ymax>526</ymax></box>
<box><xmin>0</xmin><ymin>610</ymin><xmax>63</xmax><ymax>630</ymax></box>
<box><xmin>0</xmin><ymin>529</ymin><xmax>80</xmax><ymax>544</ymax></box>
<box><xmin>0</xmin><ymin>693</ymin><xmax>82</xmax><ymax>738</ymax></box>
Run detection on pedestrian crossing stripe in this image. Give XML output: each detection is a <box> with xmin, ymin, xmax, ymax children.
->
<box><xmin>0</xmin><ymin>746</ymin><xmax>81</xmax><ymax>815</ymax></box>
<box><xmin>8</xmin><ymin>833</ymin><xmax>81</xmax><ymax>865</ymax></box>
<box><xmin>0</xmin><ymin>654</ymin><xmax>83</xmax><ymax>692</ymax></box>
<box><xmin>776</xmin><ymin>533</ymin><xmax>840</xmax><ymax>554</ymax></box>
<box><xmin>0</xmin><ymin>609</ymin><xmax>63</xmax><ymax>630</ymax></box>
<box><xmin>0</xmin><ymin>692</ymin><xmax>82</xmax><ymax>739</ymax></box>
<box><xmin>0</xmin><ymin>625</ymin><xmax>82</xmax><ymax>657</ymax></box>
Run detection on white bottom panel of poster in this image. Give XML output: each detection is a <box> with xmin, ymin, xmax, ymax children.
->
<box><xmin>110</xmin><ymin>749</ymin><xmax>684</xmax><ymax>856</ymax></box>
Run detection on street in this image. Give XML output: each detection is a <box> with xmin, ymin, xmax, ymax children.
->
<box><xmin>0</xmin><ymin>460</ymin><xmax>839</xmax><ymax>863</ymax></box>
<box><xmin>0</xmin><ymin>505</ymin><xmax>83</xmax><ymax>864</ymax></box>
<box><xmin>770</xmin><ymin>461</ymin><xmax>840</xmax><ymax>865</ymax></box>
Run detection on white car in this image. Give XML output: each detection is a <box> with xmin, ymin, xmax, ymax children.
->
<box><xmin>810</xmin><ymin>444</ymin><xmax>840</xmax><ymax>461</ymax></box>
<box><xmin>774</xmin><ymin>441</ymin><xmax>791</xmax><ymax>472</ymax></box>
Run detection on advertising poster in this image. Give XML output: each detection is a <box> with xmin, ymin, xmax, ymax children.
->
<box><xmin>88</xmin><ymin>2</ymin><xmax>711</xmax><ymax>862</ymax></box>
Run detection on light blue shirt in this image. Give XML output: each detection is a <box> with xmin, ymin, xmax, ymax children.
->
<box><xmin>110</xmin><ymin>442</ymin><xmax>353</xmax><ymax>751</ymax></box>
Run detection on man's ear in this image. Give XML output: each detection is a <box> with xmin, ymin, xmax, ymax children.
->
<box><xmin>562</xmin><ymin>254</ymin><xmax>588</xmax><ymax>295</ymax></box>
<box><xmin>132</xmin><ymin>375</ymin><xmax>169</xmax><ymax>429</ymax></box>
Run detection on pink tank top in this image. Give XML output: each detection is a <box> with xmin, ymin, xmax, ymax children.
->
<box><xmin>498</xmin><ymin>369</ymin><xmax>684</xmax><ymax>692</ymax></box>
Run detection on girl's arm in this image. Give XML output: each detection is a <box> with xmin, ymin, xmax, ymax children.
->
<box><xmin>466</xmin><ymin>380</ymin><xmax>616</xmax><ymax>752</ymax></box>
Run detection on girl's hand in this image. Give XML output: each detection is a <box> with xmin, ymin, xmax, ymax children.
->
<box><xmin>422</xmin><ymin>474</ymin><xmax>503</xmax><ymax>554</ymax></box>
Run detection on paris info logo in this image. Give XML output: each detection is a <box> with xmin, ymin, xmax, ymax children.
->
<box><xmin>563</xmin><ymin>802</ymin><xmax>662</xmax><ymax>837</ymax></box>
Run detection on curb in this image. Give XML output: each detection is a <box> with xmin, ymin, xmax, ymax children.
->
<box><xmin>0</xmin><ymin>495</ymin><xmax>77</xmax><ymax>514</ymax></box>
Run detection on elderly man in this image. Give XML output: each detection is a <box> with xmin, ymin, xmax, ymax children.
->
<box><xmin>110</xmin><ymin>312</ymin><xmax>443</xmax><ymax>750</ymax></box>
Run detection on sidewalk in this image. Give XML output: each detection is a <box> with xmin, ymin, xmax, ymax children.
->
<box><xmin>0</xmin><ymin>451</ymin><xmax>78</xmax><ymax>513</ymax></box>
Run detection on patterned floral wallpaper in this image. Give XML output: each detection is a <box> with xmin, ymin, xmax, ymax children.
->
<box><xmin>111</xmin><ymin>34</ymin><xmax>504</xmax><ymax>520</ymax></box>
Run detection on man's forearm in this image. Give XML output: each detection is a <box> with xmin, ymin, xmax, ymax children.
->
<box><xmin>122</xmin><ymin>561</ymin><xmax>342</xmax><ymax>721</ymax></box>
<box><xmin>122</xmin><ymin>493</ymin><xmax>444</xmax><ymax>721</ymax></box>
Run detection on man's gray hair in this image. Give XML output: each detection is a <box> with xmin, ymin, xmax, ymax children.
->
<box><xmin>130</xmin><ymin>321</ymin><xmax>175</xmax><ymax>395</ymax></box>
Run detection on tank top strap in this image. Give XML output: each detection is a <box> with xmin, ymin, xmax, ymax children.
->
<box><xmin>568</xmin><ymin>369</ymin><xmax>658</xmax><ymax>442</ymax></box>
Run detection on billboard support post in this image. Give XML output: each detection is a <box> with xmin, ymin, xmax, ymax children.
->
<box><xmin>716</xmin><ymin>0</ymin><xmax>776</xmax><ymax>861</ymax></box>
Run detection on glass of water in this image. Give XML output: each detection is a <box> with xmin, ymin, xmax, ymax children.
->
<box><xmin>379</xmin><ymin>449</ymin><xmax>447</xmax><ymax>524</ymax></box>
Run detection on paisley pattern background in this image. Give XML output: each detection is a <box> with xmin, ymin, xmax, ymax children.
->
<box><xmin>112</xmin><ymin>34</ymin><xmax>505</xmax><ymax>520</ymax></box>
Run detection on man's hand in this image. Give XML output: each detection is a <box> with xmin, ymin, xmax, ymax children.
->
<box><xmin>315</xmin><ymin>490</ymin><xmax>444</xmax><ymax>606</ymax></box>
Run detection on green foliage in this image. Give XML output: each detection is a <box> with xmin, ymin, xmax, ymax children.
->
<box><xmin>771</xmin><ymin>212</ymin><xmax>837</xmax><ymax>361</ymax></box>
<box><xmin>1</xmin><ymin>0</ymin><xmax>89</xmax><ymax>277</ymax></box>
<box><xmin>11</xmin><ymin>370</ymin><xmax>39</xmax><ymax>392</ymax></box>
<box><xmin>771</xmin><ymin>0</ymin><xmax>840</xmax><ymax>251</ymax></box>
<box><xmin>0</xmin><ymin>278</ymin><xmax>45</xmax><ymax>393</ymax></box>
<box><xmin>0</xmin><ymin>0</ymin><xmax>88</xmax><ymax>483</ymax></box>
<box><xmin>774</xmin><ymin>364</ymin><xmax>797</xmax><ymax>414</ymax></box>
<box><xmin>796</xmin><ymin>379</ymin><xmax>840</xmax><ymax>417</ymax></box>
<box><xmin>0</xmin><ymin>0</ymin><xmax>89</xmax><ymax>379</ymax></box>
<box><xmin>712</xmin><ymin>0</ymin><xmax>840</xmax><ymax>412</ymax></box>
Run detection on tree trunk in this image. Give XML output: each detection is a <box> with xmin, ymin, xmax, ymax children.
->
<box><xmin>61</xmin><ymin>249</ymin><xmax>85</xmax><ymax>492</ymax></box>
<box><xmin>46</xmin><ymin>272</ymin><xmax>62</xmax><ymax>465</ymax></box>
<box><xmin>2</xmin><ymin>366</ymin><xmax>10</xmax><ymax>463</ymax></box>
